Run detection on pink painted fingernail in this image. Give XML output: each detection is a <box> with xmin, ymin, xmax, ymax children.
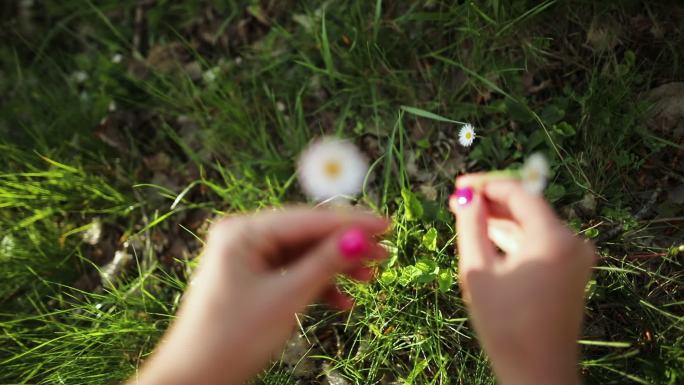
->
<box><xmin>451</xmin><ymin>187</ymin><xmax>474</xmax><ymax>207</ymax></box>
<box><xmin>338</xmin><ymin>228</ymin><xmax>370</xmax><ymax>261</ymax></box>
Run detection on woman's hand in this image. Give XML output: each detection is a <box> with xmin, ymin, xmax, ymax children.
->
<box><xmin>129</xmin><ymin>208</ymin><xmax>389</xmax><ymax>385</ymax></box>
<box><xmin>449</xmin><ymin>176</ymin><xmax>596</xmax><ymax>385</ymax></box>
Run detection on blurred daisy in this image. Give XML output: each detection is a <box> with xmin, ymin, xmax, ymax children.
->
<box><xmin>71</xmin><ymin>71</ymin><xmax>88</xmax><ymax>83</ymax></box>
<box><xmin>458</xmin><ymin>124</ymin><xmax>476</xmax><ymax>147</ymax></box>
<box><xmin>521</xmin><ymin>153</ymin><xmax>549</xmax><ymax>194</ymax></box>
<box><xmin>298</xmin><ymin>137</ymin><xmax>369</xmax><ymax>202</ymax></box>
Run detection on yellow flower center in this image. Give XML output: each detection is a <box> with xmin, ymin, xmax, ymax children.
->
<box><xmin>323</xmin><ymin>160</ymin><xmax>342</xmax><ymax>179</ymax></box>
<box><xmin>465</xmin><ymin>132</ymin><xmax>472</xmax><ymax>140</ymax></box>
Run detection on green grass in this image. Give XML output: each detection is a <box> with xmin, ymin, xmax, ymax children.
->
<box><xmin>1</xmin><ymin>1</ymin><xmax>683</xmax><ymax>384</ymax></box>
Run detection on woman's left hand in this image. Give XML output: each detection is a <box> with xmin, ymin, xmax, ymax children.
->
<box><xmin>129</xmin><ymin>207</ymin><xmax>389</xmax><ymax>385</ymax></box>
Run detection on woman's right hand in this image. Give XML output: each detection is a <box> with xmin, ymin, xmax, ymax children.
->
<box><xmin>449</xmin><ymin>176</ymin><xmax>596</xmax><ymax>385</ymax></box>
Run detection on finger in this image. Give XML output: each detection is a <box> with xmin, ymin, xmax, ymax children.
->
<box><xmin>482</xmin><ymin>180</ymin><xmax>558</xmax><ymax>234</ymax></box>
<box><xmin>454</xmin><ymin>172</ymin><xmax>487</xmax><ymax>189</ymax></box>
<box><xmin>211</xmin><ymin>207</ymin><xmax>389</xmax><ymax>266</ymax></box>
<box><xmin>347</xmin><ymin>266</ymin><xmax>375</xmax><ymax>282</ymax></box>
<box><xmin>367</xmin><ymin>242</ymin><xmax>389</xmax><ymax>261</ymax></box>
<box><xmin>449</xmin><ymin>187</ymin><xmax>496</xmax><ymax>271</ymax></box>
<box><xmin>487</xmin><ymin>218</ymin><xmax>523</xmax><ymax>255</ymax></box>
<box><xmin>279</xmin><ymin>227</ymin><xmax>377</xmax><ymax>309</ymax></box>
<box><xmin>323</xmin><ymin>286</ymin><xmax>354</xmax><ymax>310</ymax></box>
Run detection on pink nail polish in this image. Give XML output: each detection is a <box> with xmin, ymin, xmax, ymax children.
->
<box><xmin>338</xmin><ymin>228</ymin><xmax>369</xmax><ymax>261</ymax></box>
<box><xmin>452</xmin><ymin>187</ymin><xmax>474</xmax><ymax>207</ymax></box>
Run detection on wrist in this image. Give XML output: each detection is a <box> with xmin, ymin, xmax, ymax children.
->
<box><xmin>131</xmin><ymin>319</ymin><xmax>243</xmax><ymax>385</ymax></box>
<box><xmin>498</xmin><ymin>372</ymin><xmax>581</xmax><ymax>385</ymax></box>
<box><xmin>489</xmin><ymin>344</ymin><xmax>581</xmax><ymax>385</ymax></box>
<box><xmin>494</xmin><ymin>358</ymin><xmax>581</xmax><ymax>385</ymax></box>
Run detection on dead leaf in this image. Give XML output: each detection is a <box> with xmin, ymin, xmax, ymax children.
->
<box><xmin>94</xmin><ymin>115</ymin><xmax>128</xmax><ymax>152</ymax></box>
<box><xmin>143</xmin><ymin>152</ymin><xmax>172</xmax><ymax>172</ymax></box>
<box><xmin>247</xmin><ymin>4</ymin><xmax>270</xmax><ymax>26</ymax></box>
<box><xmin>578</xmin><ymin>193</ymin><xmax>597</xmax><ymax>216</ymax></box>
<box><xmin>647</xmin><ymin>82</ymin><xmax>684</xmax><ymax>138</ymax></box>
<box><xmin>522</xmin><ymin>72</ymin><xmax>551</xmax><ymax>95</ymax></box>
<box><xmin>281</xmin><ymin>333</ymin><xmax>316</xmax><ymax>378</ymax></box>
<box><xmin>184</xmin><ymin>61</ymin><xmax>203</xmax><ymax>81</ymax></box>
<box><xmin>586</xmin><ymin>17</ymin><xmax>621</xmax><ymax>51</ymax></box>
<box><xmin>147</xmin><ymin>42</ymin><xmax>191</xmax><ymax>73</ymax></box>
<box><xmin>668</xmin><ymin>184</ymin><xmax>684</xmax><ymax>205</ymax></box>
<box><xmin>322</xmin><ymin>363</ymin><xmax>350</xmax><ymax>385</ymax></box>
<box><xmin>419</xmin><ymin>184</ymin><xmax>438</xmax><ymax>201</ymax></box>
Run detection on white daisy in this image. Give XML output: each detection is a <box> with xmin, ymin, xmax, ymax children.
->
<box><xmin>458</xmin><ymin>124</ymin><xmax>476</xmax><ymax>147</ymax></box>
<box><xmin>297</xmin><ymin>137</ymin><xmax>369</xmax><ymax>202</ymax></box>
<box><xmin>521</xmin><ymin>152</ymin><xmax>550</xmax><ymax>194</ymax></box>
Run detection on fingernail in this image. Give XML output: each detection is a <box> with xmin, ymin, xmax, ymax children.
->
<box><xmin>338</xmin><ymin>228</ymin><xmax>370</xmax><ymax>261</ymax></box>
<box><xmin>450</xmin><ymin>187</ymin><xmax>474</xmax><ymax>208</ymax></box>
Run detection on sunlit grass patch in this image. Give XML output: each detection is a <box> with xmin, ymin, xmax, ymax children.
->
<box><xmin>1</xmin><ymin>1</ymin><xmax>683</xmax><ymax>384</ymax></box>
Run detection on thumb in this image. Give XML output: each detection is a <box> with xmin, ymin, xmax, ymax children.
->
<box><xmin>449</xmin><ymin>186</ymin><xmax>496</xmax><ymax>272</ymax></box>
<box><xmin>277</xmin><ymin>228</ymin><xmax>383</xmax><ymax>309</ymax></box>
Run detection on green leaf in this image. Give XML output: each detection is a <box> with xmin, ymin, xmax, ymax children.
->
<box><xmin>401</xmin><ymin>189</ymin><xmax>424</xmax><ymax>221</ymax></box>
<box><xmin>404</xmin><ymin>358</ymin><xmax>429</xmax><ymax>385</ymax></box>
<box><xmin>414</xmin><ymin>258</ymin><xmax>438</xmax><ymax>284</ymax></box>
<box><xmin>437</xmin><ymin>269</ymin><xmax>453</xmax><ymax>293</ymax></box>
<box><xmin>320</xmin><ymin>9</ymin><xmax>334</xmax><ymax>76</ymax></box>
<box><xmin>584</xmin><ymin>227</ymin><xmax>599</xmax><ymax>239</ymax></box>
<box><xmin>545</xmin><ymin>183</ymin><xmax>566</xmax><ymax>202</ymax></box>
<box><xmin>380</xmin><ymin>269</ymin><xmax>397</xmax><ymax>285</ymax></box>
<box><xmin>416</xmin><ymin>138</ymin><xmax>430</xmax><ymax>149</ymax></box>
<box><xmin>415</xmin><ymin>272</ymin><xmax>437</xmax><ymax>284</ymax></box>
<box><xmin>553</xmin><ymin>121</ymin><xmax>576</xmax><ymax>137</ymax></box>
<box><xmin>398</xmin><ymin>265</ymin><xmax>423</xmax><ymax>286</ymax></box>
<box><xmin>541</xmin><ymin>104</ymin><xmax>565</xmax><ymax>125</ymax></box>
<box><xmin>400</xmin><ymin>106</ymin><xmax>463</xmax><ymax>124</ymax></box>
<box><xmin>415</xmin><ymin>258</ymin><xmax>437</xmax><ymax>274</ymax></box>
<box><xmin>381</xmin><ymin>240</ymin><xmax>399</xmax><ymax>267</ymax></box>
<box><xmin>421</xmin><ymin>228</ymin><xmax>438</xmax><ymax>251</ymax></box>
<box><xmin>504</xmin><ymin>98</ymin><xmax>534</xmax><ymax>123</ymax></box>
<box><xmin>527</xmin><ymin>129</ymin><xmax>547</xmax><ymax>151</ymax></box>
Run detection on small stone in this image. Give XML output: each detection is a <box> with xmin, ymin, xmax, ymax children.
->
<box><xmin>579</xmin><ymin>193</ymin><xmax>597</xmax><ymax>214</ymax></box>
<box><xmin>668</xmin><ymin>184</ymin><xmax>684</xmax><ymax>204</ymax></box>
<box><xmin>143</xmin><ymin>152</ymin><xmax>172</xmax><ymax>172</ymax></box>
<box><xmin>647</xmin><ymin>82</ymin><xmax>684</xmax><ymax>138</ymax></box>
<box><xmin>82</xmin><ymin>218</ymin><xmax>103</xmax><ymax>245</ymax></box>
<box><xmin>281</xmin><ymin>333</ymin><xmax>316</xmax><ymax>378</ymax></box>
<box><xmin>100</xmin><ymin>249</ymin><xmax>132</xmax><ymax>285</ymax></box>
<box><xmin>322</xmin><ymin>363</ymin><xmax>350</xmax><ymax>385</ymax></box>
<box><xmin>184</xmin><ymin>61</ymin><xmax>202</xmax><ymax>81</ymax></box>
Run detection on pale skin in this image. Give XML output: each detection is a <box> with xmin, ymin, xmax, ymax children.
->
<box><xmin>128</xmin><ymin>177</ymin><xmax>596</xmax><ymax>385</ymax></box>
<box><xmin>451</xmin><ymin>175</ymin><xmax>596</xmax><ymax>385</ymax></box>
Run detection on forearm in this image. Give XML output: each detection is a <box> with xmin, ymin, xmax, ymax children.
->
<box><xmin>495</xmin><ymin>366</ymin><xmax>581</xmax><ymax>385</ymax></box>
<box><xmin>128</xmin><ymin>319</ymin><xmax>245</xmax><ymax>385</ymax></box>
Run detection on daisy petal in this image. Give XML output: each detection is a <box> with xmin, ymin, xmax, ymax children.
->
<box><xmin>297</xmin><ymin>137</ymin><xmax>369</xmax><ymax>202</ymax></box>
